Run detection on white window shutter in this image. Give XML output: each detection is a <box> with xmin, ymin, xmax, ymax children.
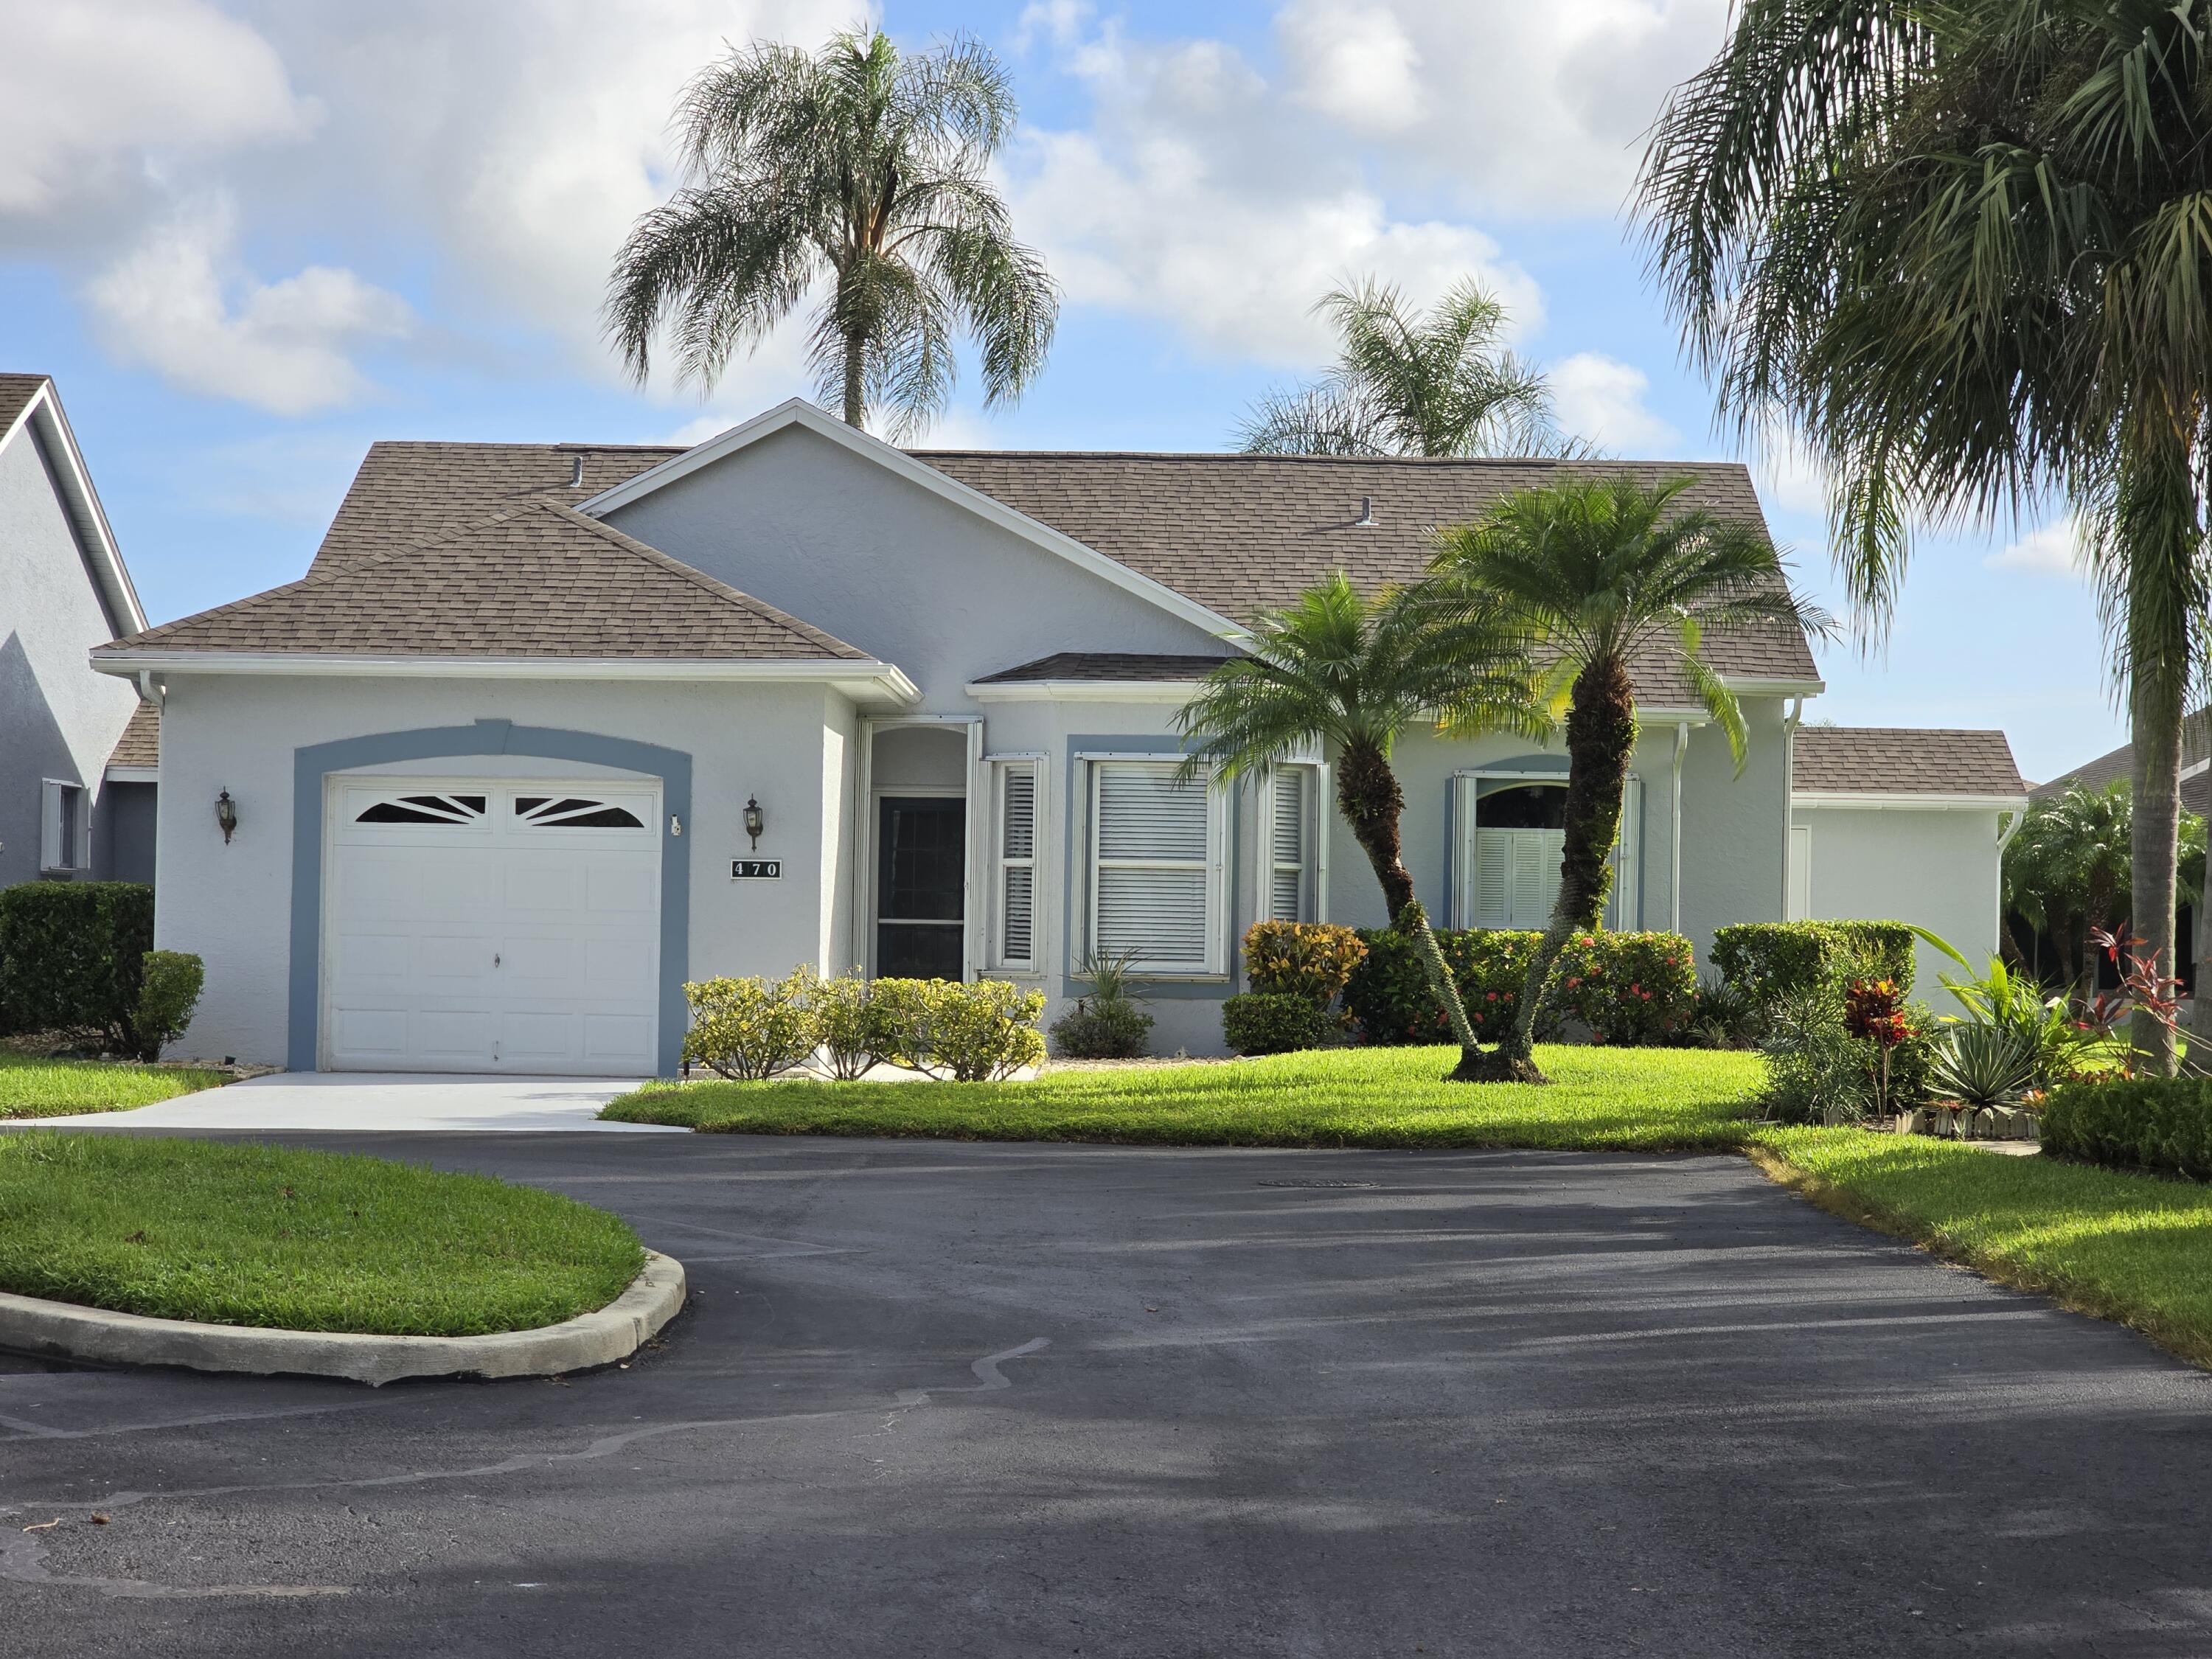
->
<box><xmin>1090</xmin><ymin>760</ymin><xmax>1221</xmax><ymax>973</ymax></box>
<box><xmin>1610</xmin><ymin>776</ymin><xmax>1643</xmax><ymax>929</ymax></box>
<box><xmin>39</xmin><ymin>781</ymin><xmax>62</xmax><ymax>872</ymax></box>
<box><xmin>1268</xmin><ymin>766</ymin><xmax>1309</xmax><ymax>922</ymax></box>
<box><xmin>992</xmin><ymin>760</ymin><xmax>1040</xmax><ymax>970</ymax></box>
<box><xmin>1510</xmin><ymin>830</ymin><xmax>1562</xmax><ymax>928</ymax></box>
<box><xmin>1474</xmin><ymin>829</ymin><xmax>1511</xmax><ymax>927</ymax></box>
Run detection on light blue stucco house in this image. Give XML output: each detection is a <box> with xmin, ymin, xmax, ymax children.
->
<box><xmin>1</xmin><ymin>373</ymin><xmax>155</xmax><ymax>890</ymax></box>
<box><xmin>90</xmin><ymin>400</ymin><xmax>2024</xmax><ymax>1074</ymax></box>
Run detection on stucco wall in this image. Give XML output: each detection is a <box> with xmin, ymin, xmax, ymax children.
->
<box><xmin>96</xmin><ymin>780</ymin><xmax>157</xmax><ymax>883</ymax></box>
<box><xmin>151</xmin><ymin>673</ymin><xmax>852</xmax><ymax>1068</ymax></box>
<box><xmin>1793</xmin><ymin>802</ymin><xmax>2005</xmax><ymax>1011</ymax></box>
<box><xmin>0</xmin><ymin>423</ymin><xmax>139</xmax><ymax>888</ymax></box>
<box><xmin>602</xmin><ymin>425</ymin><xmax>1231</xmax><ymax>703</ymax></box>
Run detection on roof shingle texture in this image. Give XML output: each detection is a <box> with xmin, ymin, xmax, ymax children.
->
<box><xmin>1792</xmin><ymin>726</ymin><xmax>2027</xmax><ymax>797</ymax></box>
<box><xmin>0</xmin><ymin>373</ymin><xmax>49</xmax><ymax>442</ymax></box>
<box><xmin>2032</xmin><ymin>709</ymin><xmax>2212</xmax><ymax>815</ymax></box>
<box><xmin>308</xmin><ymin>441</ymin><xmax>1820</xmax><ymax>700</ymax></box>
<box><xmin>975</xmin><ymin>651</ymin><xmax>1235</xmax><ymax>684</ymax></box>
<box><xmin>106</xmin><ymin>702</ymin><xmax>159</xmax><ymax>769</ymax></box>
<box><xmin>102</xmin><ymin>499</ymin><xmax>872</xmax><ymax>662</ymax></box>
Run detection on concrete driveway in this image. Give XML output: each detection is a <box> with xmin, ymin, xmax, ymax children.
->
<box><xmin>28</xmin><ymin>1071</ymin><xmax>683</xmax><ymax>1133</ymax></box>
<box><xmin>4</xmin><ymin>1133</ymin><xmax>2210</xmax><ymax>1658</ymax></box>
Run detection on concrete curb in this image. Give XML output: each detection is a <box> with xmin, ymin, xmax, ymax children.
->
<box><xmin>0</xmin><ymin>1251</ymin><xmax>686</xmax><ymax>1386</ymax></box>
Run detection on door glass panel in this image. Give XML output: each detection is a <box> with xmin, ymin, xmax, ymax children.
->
<box><xmin>877</xmin><ymin>796</ymin><xmax>965</xmax><ymax>979</ymax></box>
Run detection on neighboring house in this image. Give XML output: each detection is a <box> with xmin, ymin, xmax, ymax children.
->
<box><xmin>1787</xmin><ymin>726</ymin><xmax>2029</xmax><ymax>1001</ymax></box>
<box><xmin>93</xmin><ymin>399</ymin><xmax>2003</xmax><ymax>1074</ymax></box>
<box><xmin>0</xmin><ymin>373</ymin><xmax>153</xmax><ymax>888</ymax></box>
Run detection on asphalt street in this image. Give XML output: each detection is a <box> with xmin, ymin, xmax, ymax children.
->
<box><xmin>3</xmin><ymin>1133</ymin><xmax>2208</xmax><ymax>1657</ymax></box>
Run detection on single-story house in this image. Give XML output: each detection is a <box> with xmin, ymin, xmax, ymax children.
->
<box><xmin>91</xmin><ymin>399</ymin><xmax>2023</xmax><ymax>1073</ymax></box>
<box><xmin>1</xmin><ymin>372</ymin><xmax>156</xmax><ymax>888</ymax></box>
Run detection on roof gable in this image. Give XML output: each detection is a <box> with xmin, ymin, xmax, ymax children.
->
<box><xmin>0</xmin><ymin>372</ymin><xmax>145</xmax><ymax>639</ymax></box>
<box><xmin>101</xmin><ymin>498</ymin><xmax>874</xmax><ymax>664</ymax></box>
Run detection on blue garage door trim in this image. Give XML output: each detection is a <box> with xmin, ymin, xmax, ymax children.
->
<box><xmin>290</xmin><ymin>718</ymin><xmax>692</xmax><ymax>1076</ymax></box>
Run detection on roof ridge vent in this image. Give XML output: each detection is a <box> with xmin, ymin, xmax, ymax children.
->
<box><xmin>568</xmin><ymin>454</ymin><xmax>585</xmax><ymax>487</ymax></box>
<box><xmin>1352</xmin><ymin>496</ymin><xmax>1377</xmax><ymax>527</ymax></box>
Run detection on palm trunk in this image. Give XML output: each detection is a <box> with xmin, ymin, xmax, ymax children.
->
<box><xmin>842</xmin><ymin>330</ymin><xmax>866</xmax><ymax>428</ymax></box>
<box><xmin>1335</xmin><ymin>739</ymin><xmax>1484</xmax><ymax>1077</ymax></box>
<box><xmin>2189</xmin><ymin>854</ymin><xmax>2212</xmax><ymax>1060</ymax></box>
<box><xmin>2130</xmin><ymin>667</ymin><xmax>2183</xmax><ymax>1074</ymax></box>
<box><xmin>1485</xmin><ymin>655</ymin><xmax>1636</xmax><ymax>1082</ymax></box>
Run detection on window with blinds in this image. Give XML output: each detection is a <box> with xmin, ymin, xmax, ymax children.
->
<box><xmin>1088</xmin><ymin>759</ymin><xmax>1223</xmax><ymax>975</ymax></box>
<box><xmin>1267</xmin><ymin>765</ymin><xmax>1312</xmax><ymax>922</ymax></box>
<box><xmin>991</xmin><ymin>759</ymin><xmax>1041</xmax><ymax>970</ymax></box>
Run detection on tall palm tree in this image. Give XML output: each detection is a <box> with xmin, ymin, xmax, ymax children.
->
<box><xmin>1172</xmin><ymin>574</ymin><xmax>1549</xmax><ymax>1081</ymax></box>
<box><xmin>605</xmin><ymin>28</ymin><xmax>1057</xmax><ymax>437</ymax></box>
<box><xmin>1638</xmin><ymin>0</ymin><xmax>2212</xmax><ymax>1074</ymax></box>
<box><xmin>1238</xmin><ymin>278</ymin><xmax>1568</xmax><ymax>458</ymax></box>
<box><xmin>2005</xmin><ymin>780</ymin><xmax>2206</xmax><ymax>992</ymax></box>
<box><xmin>1425</xmin><ymin>476</ymin><xmax>1829</xmax><ymax>1082</ymax></box>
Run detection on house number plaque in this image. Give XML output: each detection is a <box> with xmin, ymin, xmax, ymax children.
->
<box><xmin>731</xmin><ymin>860</ymin><xmax>782</xmax><ymax>880</ymax></box>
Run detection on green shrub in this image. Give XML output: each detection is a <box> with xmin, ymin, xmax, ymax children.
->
<box><xmin>1242</xmin><ymin>922</ymin><xmax>1368</xmax><ymax>1002</ymax></box>
<box><xmin>812</xmin><ymin>970</ymin><xmax>894</xmax><ymax>1080</ymax></box>
<box><xmin>1758</xmin><ymin>984</ymin><xmax>1937</xmax><ymax>1124</ymax></box>
<box><xmin>0</xmin><ymin>882</ymin><xmax>156</xmax><ymax>1049</ymax></box>
<box><xmin>1711</xmin><ymin>921</ymin><xmax>1916</xmax><ymax>1015</ymax></box>
<box><xmin>132</xmin><ymin>951</ymin><xmax>204</xmax><ymax>1062</ymax></box>
<box><xmin>1341</xmin><ymin>925</ymin><xmax>1698</xmax><ymax>1047</ymax></box>
<box><xmin>1051</xmin><ymin>1000</ymin><xmax>1154</xmax><ymax>1059</ymax></box>
<box><xmin>683</xmin><ymin>969</ymin><xmax>819</xmax><ymax>1080</ymax></box>
<box><xmin>874</xmin><ymin>978</ymin><xmax>1046</xmax><ymax>1081</ymax></box>
<box><xmin>2043</xmin><ymin>1077</ymin><xmax>2212</xmax><ymax>1181</ymax></box>
<box><xmin>1222</xmin><ymin>992</ymin><xmax>1332</xmax><ymax>1055</ymax></box>
<box><xmin>1927</xmin><ymin>1023</ymin><xmax>2040</xmax><ymax>1107</ymax></box>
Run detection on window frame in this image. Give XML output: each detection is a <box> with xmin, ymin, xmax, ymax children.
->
<box><xmin>40</xmin><ymin>779</ymin><xmax>88</xmax><ymax>874</ymax></box>
<box><xmin>1078</xmin><ymin>754</ymin><xmax>1228</xmax><ymax>978</ymax></box>
<box><xmin>985</xmin><ymin>754</ymin><xmax>1046</xmax><ymax>973</ymax></box>
<box><xmin>1454</xmin><ymin>768</ymin><xmax>1645</xmax><ymax>931</ymax></box>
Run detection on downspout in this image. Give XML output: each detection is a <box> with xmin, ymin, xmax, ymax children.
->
<box><xmin>1996</xmin><ymin>807</ymin><xmax>2025</xmax><ymax>969</ymax></box>
<box><xmin>1781</xmin><ymin>696</ymin><xmax>1804</xmax><ymax>917</ymax></box>
<box><xmin>136</xmin><ymin>669</ymin><xmax>163</xmax><ymax>708</ymax></box>
<box><xmin>1670</xmin><ymin>722</ymin><xmax>1689</xmax><ymax>934</ymax></box>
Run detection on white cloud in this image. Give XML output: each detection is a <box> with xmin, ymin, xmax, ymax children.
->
<box><xmin>86</xmin><ymin>200</ymin><xmax>411</xmax><ymax>414</ymax></box>
<box><xmin>1278</xmin><ymin>0</ymin><xmax>1426</xmax><ymax>136</ymax></box>
<box><xmin>1549</xmin><ymin>352</ymin><xmax>1676</xmax><ymax>453</ymax></box>
<box><xmin>1989</xmin><ymin>517</ymin><xmax>2089</xmax><ymax>579</ymax></box>
<box><xmin>1009</xmin><ymin>25</ymin><xmax>1540</xmax><ymax>365</ymax></box>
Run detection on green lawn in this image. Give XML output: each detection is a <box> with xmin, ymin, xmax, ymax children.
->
<box><xmin>607</xmin><ymin>1043</ymin><xmax>2212</xmax><ymax>1368</ymax></box>
<box><xmin>0</xmin><ymin>1052</ymin><xmax>231</xmax><ymax>1119</ymax></box>
<box><xmin>0</xmin><ymin>1133</ymin><xmax>647</xmax><ymax>1336</ymax></box>
<box><xmin>602</xmin><ymin>1044</ymin><xmax>1767</xmax><ymax>1150</ymax></box>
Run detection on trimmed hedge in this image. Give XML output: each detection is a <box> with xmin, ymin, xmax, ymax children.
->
<box><xmin>0</xmin><ymin>882</ymin><xmax>156</xmax><ymax>1049</ymax></box>
<box><xmin>1222</xmin><ymin>992</ymin><xmax>1332</xmax><ymax>1056</ymax></box>
<box><xmin>1342</xmin><ymin>926</ymin><xmax>1699</xmax><ymax>1047</ymax></box>
<box><xmin>2043</xmin><ymin>1078</ymin><xmax>2212</xmax><ymax>1182</ymax></box>
<box><xmin>1711</xmin><ymin>921</ymin><xmax>1916</xmax><ymax>1012</ymax></box>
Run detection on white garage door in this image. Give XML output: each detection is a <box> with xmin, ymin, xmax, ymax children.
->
<box><xmin>324</xmin><ymin>779</ymin><xmax>661</xmax><ymax>1074</ymax></box>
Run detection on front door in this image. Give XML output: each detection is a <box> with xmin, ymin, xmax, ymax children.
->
<box><xmin>876</xmin><ymin>796</ymin><xmax>966</xmax><ymax>980</ymax></box>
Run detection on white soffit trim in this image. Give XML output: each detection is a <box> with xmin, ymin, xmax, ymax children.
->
<box><xmin>1792</xmin><ymin>789</ymin><xmax>2028</xmax><ymax>812</ymax></box>
<box><xmin>104</xmin><ymin>765</ymin><xmax>159</xmax><ymax>784</ymax></box>
<box><xmin>1721</xmin><ymin>675</ymin><xmax>1828</xmax><ymax>696</ymax></box>
<box><xmin>577</xmin><ymin>398</ymin><xmax>1251</xmax><ymax>645</ymax></box>
<box><xmin>966</xmin><ymin>679</ymin><xmax>1206</xmax><ymax>703</ymax></box>
<box><xmin>0</xmin><ymin>380</ymin><xmax>147</xmax><ymax>638</ymax></box>
<box><xmin>90</xmin><ymin>650</ymin><xmax>920</xmax><ymax>703</ymax></box>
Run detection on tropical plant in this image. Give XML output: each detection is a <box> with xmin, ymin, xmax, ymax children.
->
<box><xmin>1423</xmin><ymin>475</ymin><xmax>1828</xmax><ymax>1079</ymax></box>
<box><xmin>1843</xmin><ymin>975</ymin><xmax>1911</xmax><ymax>1117</ymax></box>
<box><xmin>1928</xmin><ymin>1023</ymin><xmax>2042</xmax><ymax>1109</ymax></box>
<box><xmin>1237</xmin><ymin>278</ymin><xmax>1567</xmax><ymax>457</ymax></box>
<box><xmin>1048</xmin><ymin>950</ymin><xmax>1154</xmax><ymax>1060</ymax></box>
<box><xmin>1241</xmin><ymin>921</ymin><xmax>1367</xmax><ymax>1006</ymax></box>
<box><xmin>1172</xmin><ymin>574</ymin><xmax>1548</xmax><ymax>1080</ymax></box>
<box><xmin>1933</xmin><ymin>950</ymin><xmax>2086</xmax><ymax>1085</ymax></box>
<box><xmin>1639</xmin><ymin>0</ymin><xmax>2212</xmax><ymax>1074</ymax></box>
<box><xmin>605</xmin><ymin>27</ymin><xmax>1057</xmax><ymax>435</ymax></box>
<box><xmin>2003</xmin><ymin>782</ymin><xmax>2204</xmax><ymax>991</ymax></box>
<box><xmin>1758</xmin><ymin>981</ymin><xmax>1873</xmax><ymax>1125</ymax></box>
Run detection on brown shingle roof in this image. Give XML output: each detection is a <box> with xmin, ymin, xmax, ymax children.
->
<box><xmin>102</xmin><ymin>498</ymin><xmax>872</xmax><ymax>662</ymax></box>
<box><xmin>106</xmin><ymin>701</ymin><xmax>159</xmax><ymax>770</ymax></box>
<box><xmin>0</xmin><ymin>373</ymin><xmax>49</xmax><ymax>442</ymax></box>
<box><xmin>975</xmin><ymin>651</ymin><xmax>1235</xmax><ymax>684</ymax></box>
<box><xmin>307</xmin><ymin>439</ymin><xmax>1820</xmax><ymax>700</ymax></box>
<box><xmin>1792</xmin><ymin>726</ymin><xmax>2027</xmax><ymax>797</ymax></box>
<box><xmin>2031</xmin><ymin>710</ymin><xmax>2212</xmax><ymax>814</ymax></box>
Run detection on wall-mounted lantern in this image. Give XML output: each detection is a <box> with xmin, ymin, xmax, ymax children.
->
<box><xmin>743</xmin><ymin>796</ymin><xmax>765</xmax><ymax>849</ymax></box>
<box><xmin>215</xmin><ymin>788</ymin><xmax>238</xmax><ymax>845</ymax></box>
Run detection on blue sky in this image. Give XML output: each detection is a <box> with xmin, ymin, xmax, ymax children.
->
<box><xmin>1</xmin><ymin>0</ymin><xmax>2119</xmax><ymax>780</ymax></box>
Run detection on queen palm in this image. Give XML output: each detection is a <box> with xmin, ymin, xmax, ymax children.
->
<box><xmin>605</xmin><ymin>28</ymin><xmax>1057</xmax><ymax>436</ymax></box>
<box><xmin>1638</xmin><ymin>0</ymin><xmax>2212</xmax><ymax>1072</ymax></box>
<box><xmin>1425</xmin><ymin>476</ymin><xmax>1828</xmax><ymax>1082</ymax></box>
<box><xmin>1237</xmin><ymin>278</ymin><xmax>1567</xmax><ymax>458</ymax></box>
<box><xmin>1172</xmin><ymin>574</ymin><xmax>1548</xmax><ymax>1080</ymax></box>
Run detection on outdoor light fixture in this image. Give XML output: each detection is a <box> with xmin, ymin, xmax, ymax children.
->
<box><xmin>215</xmin><ymin>788</ymin><xmax>237</xmax><ymax>844</ymax></box>
<box><xmin>744</xmin><ymin>796</ymin><xmax>765</xmax><ymax>849</ymax></box>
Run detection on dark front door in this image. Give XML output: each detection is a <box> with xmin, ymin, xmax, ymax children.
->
<box><xmin>876</xmin><ymin>796</ymin><xmax>966</xmax><ymax>980</ymax></box>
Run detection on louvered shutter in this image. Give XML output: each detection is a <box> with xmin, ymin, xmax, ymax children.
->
<box><xmin>993</xmin><ymin>760</ymin><xmax>1040</xmax><ymax>970</ymax></box>
<box><xmin>1609</xmin><ymin>776</ymin><xmax>1644</xmax><ymax>928</ymax></box>
<box><xmin>39</xmin><ymin>781</ymin><xmax>63</xmax><ymax>872</ymax></box>
<box><xmin>1269</xmin><ymin>767</ymin><xmax>1308</xmax><ymax>921</ymax></box>
<box><xmin>1472</xmin><ymin>830</ymin><xmax>1510</xmax><ymax>925</ymax></box>
<box><xmin>1511</xmin><ymin>831</ymin><xmax>1564</xmax><ymax>927</ymax></box>
<box><xmin>1090</xmin><ymin>760</ymin><xmax>1221</xmax><ymax>973</ymax></box>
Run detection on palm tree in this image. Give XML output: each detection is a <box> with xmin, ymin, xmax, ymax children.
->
<box><xmin>1172</xmin><ymin>574</ymin><xmax>1549</xmax><ymax>1080</ymax></box>
<box><xmin>1238</xmin><ymin>278</ymin><xmax>1568</xmax><ymax>458</ymax></box>
<box><xmin>1425</xmin><ymin>476</ymin><xmax>1829</xmax><ymax>1082</ymax></box>
<box><xmin>1637</xmin><ymin>0</ymin><xmax>2212</xmax><ymax>1074</ymax></box>
<box><xmin>605</xmin><ymin>28</ymin><xmax>1057</xmax><ymax>437</ymax></box>
<box><xmin>2006</xmin><ymin>781</ymin><xmax>2206</xmax><ymax>992</ymax></box>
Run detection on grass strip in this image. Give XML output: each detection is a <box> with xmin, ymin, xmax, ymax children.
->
<box><xmin>0</xmin><ymin>1053</ymin><xmax>231</xmax><ymax>1119</ymax></box>
<box><xmin>601</xmin><ymin>1044</ymin><xmax>1767</xmax><ymax>1150</ymax></box>
<box><xmin>0</xmin><ymin>1133</ymin><xmax>646</xmax><ymax>1336</ymax></box>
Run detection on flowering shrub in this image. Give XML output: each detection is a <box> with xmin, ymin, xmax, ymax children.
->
<box><xmin>1341</xmin><ymin>927</ymin><xmax>1699</xmax><ymax>1047</ymax></box>
<box><xmin>1242</xmin><ymin>922</ymin><xmax>1369</xmax><ymax>1004</ymax></box>
<box><xmin>1548</xmin><ymin>932</ymin><xmax>1700</xmax><ymax>1046</ymax></box>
